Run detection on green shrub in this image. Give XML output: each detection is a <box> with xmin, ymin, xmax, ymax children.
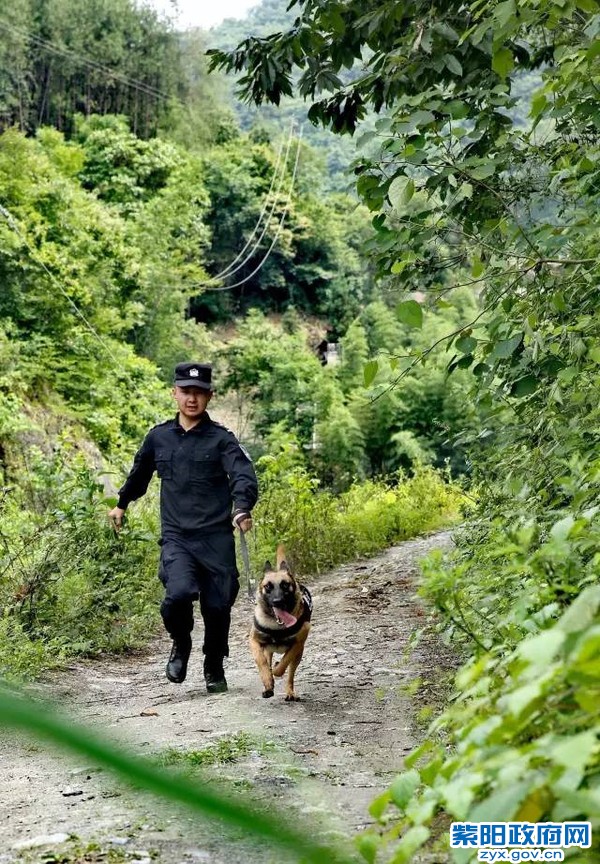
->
<box><xmin>361</xmin><ymin>579</ymin><xmax>600</xmax><ymax>863</ymax></box>
<box><xmin>0</xmin><ymin>616</ymin><xmax>55</xmax><ymax>681</ymax></box>
<box><xmin>251</xmin><ymin>445</ymin><xmax>462</xmax><ymax>576</ymax></box>
<box><xmin>360</xmin><ymin>454</ymin><xmax>600</xmax><ymax>861</ymax></box>
<box><xmin>0</xmin><ymin>448</ymin><xmax>161</xmax><ymax>677</ymax></box>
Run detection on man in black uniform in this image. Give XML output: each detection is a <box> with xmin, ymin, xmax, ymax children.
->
<box><xmin>108</xmin><ymin>363</ymin><xmax>258</xmax><ymax>694</ymax></box>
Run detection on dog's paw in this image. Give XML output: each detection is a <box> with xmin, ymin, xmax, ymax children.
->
<box><xmin>284</xmin><ymin>693</ymin><xmax>301</xmax><ymax>702</ymax></box>
<box><xmin>272</xmin><ymin>663</ymin><xmax>284</xmax><ymax>678</ymax></box>
<box><xmin>262</xmin><ymin>688</ymin><xmax>274</xmax><ymax>698</ymax></box>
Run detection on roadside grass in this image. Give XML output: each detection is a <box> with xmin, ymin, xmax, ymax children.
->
<box><xmin>157</xmin><ymin>731</ymin><xmax>276</xmax><ymax>770</ymax></box>
<box><xmin>250</xmin><ymin>463</ymin><xmax>465</xmax><ymax>578</ymax></box>
<box><xmin>14</xmin><ymin>836</ymin><xmax>157</xmax><ymax>864</ymax></box>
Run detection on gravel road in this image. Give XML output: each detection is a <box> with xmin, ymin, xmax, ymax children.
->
<box><xmin>0</xmin><ymin>531</ymin><xmax>455</xmax><ymax>864</ymax></box>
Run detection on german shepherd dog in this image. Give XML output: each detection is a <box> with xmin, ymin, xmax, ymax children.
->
<box><xmin>249</xmin><ymin>546</ymin><xmax>312</xmax><ymax>701</ymax></box>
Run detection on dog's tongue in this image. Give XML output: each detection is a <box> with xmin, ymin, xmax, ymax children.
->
<box><xmin>274</xmin><ymin>608</ymin><xmax>297</xmax><ymax>627</ymax></box>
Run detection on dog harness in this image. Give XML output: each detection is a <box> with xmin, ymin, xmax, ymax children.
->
<box><xmin>253</xmin><ymin>585</ymin><xmax>313</xmax><ymax>644</ymax></box>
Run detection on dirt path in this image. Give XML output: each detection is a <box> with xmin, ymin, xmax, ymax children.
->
<box><xmin>0</xmin><ymin>531</ymin><xmax>455</xmax><ymax>864</ymax></box>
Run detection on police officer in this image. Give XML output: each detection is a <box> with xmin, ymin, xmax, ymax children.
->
<box><xmin>108</xmin><ymin>362</ymin><xmax>258</xmax><ymax>694</ymax></box>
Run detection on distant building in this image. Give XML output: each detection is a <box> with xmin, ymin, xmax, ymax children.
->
<box><xmin>316</xmin><ymin>340</ymin><xmax>340</xmax><ymax>366</ymax></box>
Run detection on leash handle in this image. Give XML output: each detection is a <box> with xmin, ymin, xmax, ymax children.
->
<box><xmin>239</xmin><ymin>529</ymin><xmax>254</xmax><ymax>599</ymax></box>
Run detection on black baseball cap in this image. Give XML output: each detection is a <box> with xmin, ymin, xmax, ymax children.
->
<box><xmin>174</xmin><ymin>362</ymin><xmax>213</xmax><ymax>390</ymax></box>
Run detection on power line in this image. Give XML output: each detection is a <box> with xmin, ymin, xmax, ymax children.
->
<box><xmin>0</xmin><ymin>19</ymin><xmax>304</xmax><ymax>304</ymax></box>
<box><xmin>207</xmin><ymin>125</ymin><xmax>292</xmax><ymax>282</ymax></box>
<box><xmin>203</xmin><ymin>123</ymin><xmax>297</xmax><ymax>286</ymax></box>
<box><xmin>0</xmin><ymin>19</ymin><xmax>175</xmax><ymax>104</ymax></box>
<box><xmin>204</xmin><ymin>127</ymin><xmax>303</xmax><ymax>292</ymax></box>
<box><xmin>0</xmin><ymin>204</ymin><xmax>119</xmax><ymax>363</ymax></box>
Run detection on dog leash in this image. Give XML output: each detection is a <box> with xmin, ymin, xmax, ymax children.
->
<box><xmin>239</xmin><ymin>529</ymin><xmax>254</xmax><ymax>600</ymax></box>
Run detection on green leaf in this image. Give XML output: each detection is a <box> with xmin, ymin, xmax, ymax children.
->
<box><xmin>396</xmin><ymin>300</ymin><xmax>423</xmax><ymax>328</ymax></box>
<box><xmin>550</xmin><ymin>514</ymin><xmax>575</xmax><ymax>541</ymax></box>
<box><xmin>390</xmin><ymin>770</ymin><xmax>420</xmax><ymax>810</ymax></box>
<box><xmin>410</xmin><ymin>109</ymin><xmax>436</xmax><ymax>128</ymax></box>
<box><xmin>446</xmin><ymin>100</ymin><xmax>469</xmax><ymax>119</ymax></box>
<box><xmin>419</xmin><ymin>756</ymin><xmax>443</xmax><ymax>786</ymax></box>
<box><xmin>518</xmin><ymin>629</ymin><xmax>565</xmax><ymax>666</ymax></box>
<box><xmin>494</xmin><ymin>0</ymin><xmax>517</xmax><ymax>28</ymax></box>
<box><xmin>471</xmin><ymin>255</ymin><xmax>484</xmax><ymax>278</ymax></box>
<box><xmin>571</xmin><ymin>625</ymin><xmax>600</xmax><ymax>665</ymax></box>
<box><xmin>501</xmin><ymin>680</ymin><xmax>544</xmax><ymax>716</ymax></box>
<box><xmin>363</xmin><ymin>360</ymin><xmax>379</xmax><ymax>387</ymax></box>
<box><xmin>456</xmin><ymin>335</ymin><xmax>477</xmax><ymax>354</ymax></box>
<box><xmin>391</xmin><ymin>825</ymin><xmax>430</xmax><ymax>863</ymax></box>
<box><xmin>356</xmin><ymin>833</ymin><xmax>379</xmax><ymax>864</ymax></box>
<box><xmin>442</xmin><ymin>775</ymin><xmax>481</xmax><ymax>819</ymax></box>
<box><xmin>516</xmin><ymin>787</ymin><xmax>553</xmax><ymax>822</ymax></box>
<box><xmin>575</xmin><ymin>689</ymin><xmax>600</xmax><ymax>711</ymax></box>
<box><xmin>490</xmin><ymin>333</ymin><xmax>523</xmax><ymax>360</ymax></box>
<box><xmin>375</xmin><ymin>117</ymin><xmax>393</xmax><ymax>133</ymax></box>
<box><xmin>389</xmin><ymin>175</ymin><xmax>415</xmax><ymax>209</ymax></box>
<box><xmin>511</xmin><ymin>375</ymin><xmax>538</xmax><ymax>397</ymax></box>
<box><xmin>470</xmin><ymin>780</ymin><xmax>532</xmax><ymax>822</ymax></box>
<box><xmin>589</xmin><ymin>346</ymin><xmax>600</xmax><ymax>363</ymax></box>
<box><xmin>492</xmin><ymin>47</ymin><xmax>514</xmax><ymax>78</ymax></box>
<box><xmin>551</xmin><ymin>731</ymin><xmax>599</xmax><ymax>773</ymax></box>
<box><xmin>405</xmin><ymin>791</ymin><xmax>438</xmax><ymax>824</ymax></box>
<box><xmin>559</xmin><ymin>585</ymin><xmax>600</xmax><ymax>634</ymax></box>
<box><xmin>530</xmin><ymin>92</ymin><xmax>548</xmax><ymax>119</ymax></box>
<box><xmin>369</xmin><ymin>790</ymin><xmax>392</xmax><ymax>820</ymax></box>
<box><xmin>558</xmin><ymin>366</ymin><xmax>578</xmax><ymax>384</ymax></box>
<box><xmin>443</xmin><ymin>54</ymin><xmax>463</xmax><ymax>76</ymax></box>
<box><xmin>470</xmin><ymin>161</ymin><xmax>496</xmax><ymax>180</ymax></box>
<box><xmin>433</xmin><ymin>22</ymin><xmax>460</xmax><ymax>42</ymax></box>
<box><xmin>356</xmin><ymin>130</ymin><xmax>378</xmax><ymax>148</ymax></box>
<box><xmin>0</xmin><ymin>689</ymin><xmax>338</xmax><ymax>864</ymax></box>
<box><xmin>404</xmin><ymin>739</ymin><xmax>435</xmax><ymax>768</ymax></box>
<box><xmin>455</xmin><ymin>182</ymin><xmax>473</xmax><ymax>202</ymax></box>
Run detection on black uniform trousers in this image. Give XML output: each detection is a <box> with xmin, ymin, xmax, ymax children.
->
<box><xmin>158</xmin><ymin>532</ymin><xmax>240</xmax><ymax>660</ymax></box>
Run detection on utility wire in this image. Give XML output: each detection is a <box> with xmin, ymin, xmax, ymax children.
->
<box><xmin>208</xmin><ymin>126</ymin><xmax>291</xmax><ymax>281</ymax></box>
<box><xmin>203</xmin><ymin>123</ymin><xmax>296</xmax><ymax>285</ymax></box>
<box><xmin>0</xmin><ymin>20</ymin><xmax>173</xmax><ymax>104</ymax></box>
<box><xmin>0</xmin><ymin>204</ymin><xmax>119</xmax><ymax>363</ymax></box>
<box><xmin>0</xmin><ymin>19</ymin><xmax>302</xmax><ymax>301</ymax></box>
<box><xmin>204</xmin><ymin>127</ymin><xmax>303</xmax><ymax>292</ymax></box>
<box><xmin>0</xmin><ymin>17</ymin><xmax>297</xmax><ymax>289</ymax></box>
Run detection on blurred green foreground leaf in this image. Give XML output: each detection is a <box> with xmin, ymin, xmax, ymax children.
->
<box><xmin>0</xmin><ymin>684</ymin><xmax>354</xmax><ymax>864</ymax></box>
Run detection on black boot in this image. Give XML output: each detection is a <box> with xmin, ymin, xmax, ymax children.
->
<box><xmin>166</xmin><ymin>635</ymin><xmax>192</xmax><ymax>683</ymax></box>
<box><xmin>203</xmin><ymin>656</ymin><xmax>227</xmax><ymax>694</ymax></box>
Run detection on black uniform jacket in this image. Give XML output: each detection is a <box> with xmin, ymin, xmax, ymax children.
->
<box><xmin>117</xmin><ymin>413</ymin><xmax>258</xmax><ymax>536</ymax></box>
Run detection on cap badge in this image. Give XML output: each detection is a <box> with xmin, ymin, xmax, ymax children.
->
<box><xmin>189</xmin><ymin>368</ymin><xmax>199</xmax><ymax>377</ymax></box>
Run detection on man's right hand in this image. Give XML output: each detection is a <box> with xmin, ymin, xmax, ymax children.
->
<box><xmin>232</xmin><ymin>510</ymin><xmax>252</xmax><ymax>533</ymax></box>
<box><xmin>108</xmin><ymin>506</ymin><xmax>126</xmax><ymax>531</ymax></box>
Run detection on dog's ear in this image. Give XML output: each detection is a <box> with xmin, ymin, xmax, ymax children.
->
<box><xmin>263</xmin><ymin>560</ymin><xmax>273</xmax><ymax>573</ymax></box>
<box><xmin>279</xmin><ymin>560</ymin><xmax>289</xmax><ymax>572</ymax></box>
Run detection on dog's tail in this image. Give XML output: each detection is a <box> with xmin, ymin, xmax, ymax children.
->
<box><xmin>276</xmin><ymin>543</ymin><xmax>287</xmax><ymax>571</ymax></box>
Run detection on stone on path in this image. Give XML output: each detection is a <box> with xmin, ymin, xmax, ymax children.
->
<box><xmin>13</xmin><ymin>832</ymin><xmax>70</xmax><ymax>850</ymax></box>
